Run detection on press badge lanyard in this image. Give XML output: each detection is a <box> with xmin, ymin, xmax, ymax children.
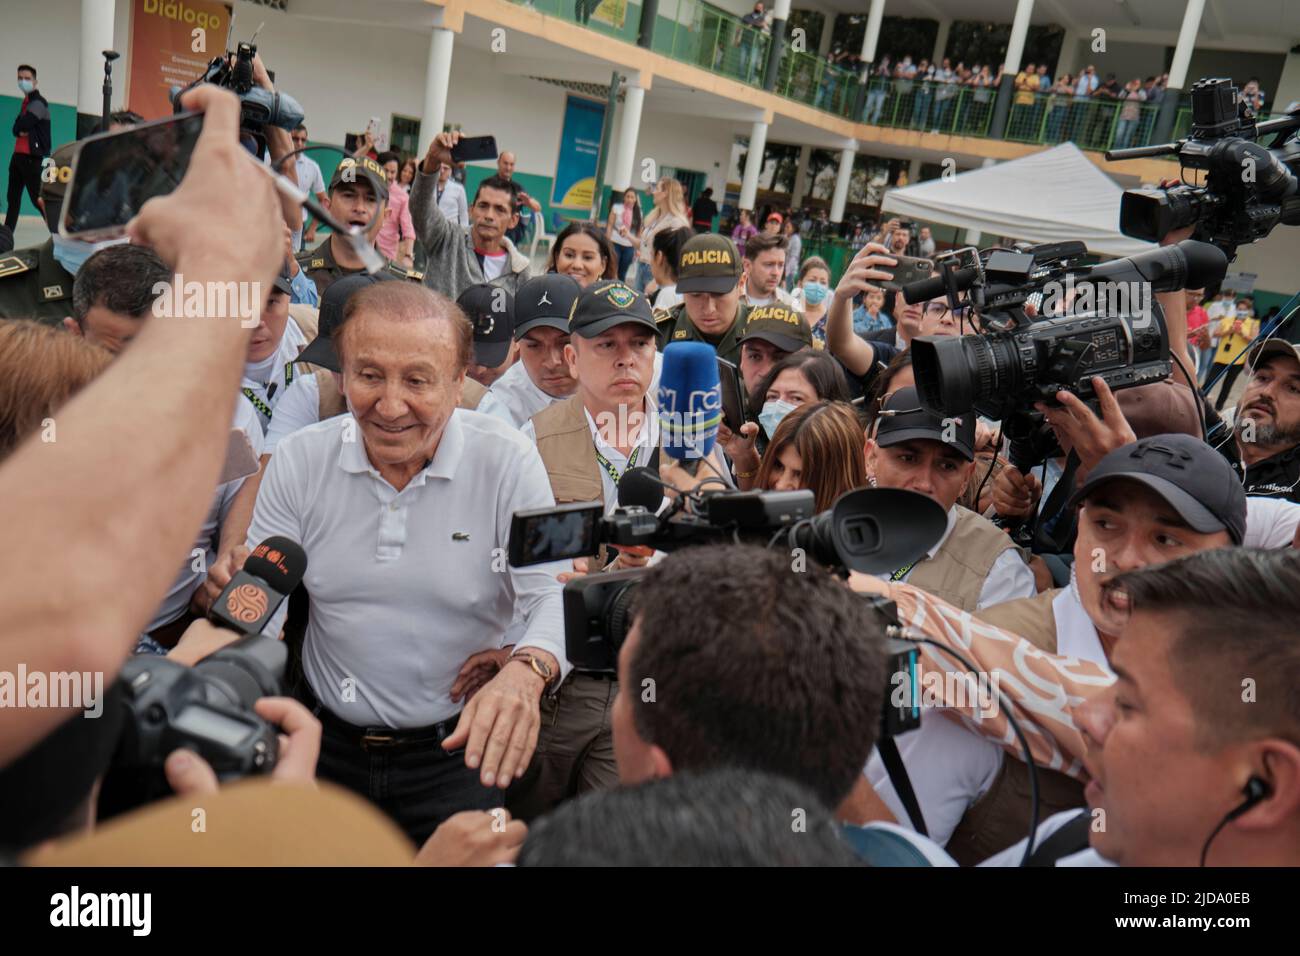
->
<box><xmin>889</xmin><ymin>560</ymin><xmax>917</xmax><ymax>582</ymax></box>
<box><xmin>242</xmin><ymin>361</ymin><xmax>296</xmax><ymax>421</ymax></box>
<box><xmin>594</xmin><ymin>445</ymin><xmax>642</xmax><ymax>486</ymax></box>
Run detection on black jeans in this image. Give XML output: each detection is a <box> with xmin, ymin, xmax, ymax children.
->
<box><xmin>5</xmin><ymin>153</ymin><xmax>43</xmax><ymax>230</ymax></box>
<box><xmin>1209</xmin><ymin>362</ymin><xmax>1244</xmax><ymax>411</ymax></box>
<box><xmin>302</xmin><ymin>685</ymin><xmax>503</xmax><ymax>846</ymax></box>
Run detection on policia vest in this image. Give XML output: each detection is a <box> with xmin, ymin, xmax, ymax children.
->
<box><xmin>943</xmin><ymin>586</ymin><xmax>1083</xmax><ymax>865</ymax></box>
<box><xmin>905</xmin><ymin>507</ymin><xmax>1023</xmax><ymax>613</ymax></box>
<box><xmin>295</xmin><ymin>236</ymin><xmax>422</xmax><ymax>298</ymax></box>
<box><xmin>0</xmin><ymin>239</ymin><xmax>74</xmax><ymax>326</ymax></box>
<box><xmin>654</xmin><ymin>301</ymin><xmax>749</xmax><ymax>368</ymax></box>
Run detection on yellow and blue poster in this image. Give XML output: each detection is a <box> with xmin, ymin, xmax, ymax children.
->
<box><xmin>551</xmin><ymin>94</ymin><xmax>606</xmax><ymax>210</ymax></box>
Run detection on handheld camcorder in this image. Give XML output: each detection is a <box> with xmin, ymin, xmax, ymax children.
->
<box><xmin>1110</xmin><ymin>78</ymin><xmax>1300</xmax><ymax>257</ymax></box>
<box><xmin>98</xmin><ymin>537</ymin><xmax>306</xmax><ymax>818</ymax></box>
<box><xmin>904</xmin><ymin>239</ymin><xmax>1227</xmax><ymax>469</ymax></box>
<box><xmin>509</xmin><ymin>471</ymin><xmax>948</xmax><ymax>673</ymax></box>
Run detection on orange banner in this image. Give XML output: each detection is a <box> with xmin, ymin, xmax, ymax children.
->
<box><xmin>128</xmin><ymin>0</ymin><xmax>232</xmax><ymax>120</ymax></box>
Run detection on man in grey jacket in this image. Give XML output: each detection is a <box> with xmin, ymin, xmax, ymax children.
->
<box><xmin>410</xmin><ymin>132</ymin><xmax>531</xmax><ymax>300</ymax></box>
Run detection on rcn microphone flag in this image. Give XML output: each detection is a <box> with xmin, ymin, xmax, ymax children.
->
<box><xmin>657</xmin><ymin>341</ymin><xmax>722</xmax><ymax>461</ymax></box>
<box><xmin>209</xmin><ymin>536</ymin><xmax>308</xmax><ymax>636</ymax></box>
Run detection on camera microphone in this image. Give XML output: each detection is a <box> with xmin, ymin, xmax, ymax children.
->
<box><xmin>902</xmin><ymin>267</ymin><xmax>980</xmax><ymax>304</ymax></box>
<box><xmin>618</xmin><ymin>466</ymin><xmax>670</xmax><ymax>511</ymax></box>
<box><xmin>1084</xmin><ymin>239</ymin><xmax>1228</xmax><ymax>293</ymax></box>
<box><xmin>208</xmin><ymin>536</ymin><xmax>307</xmax><ymax>636</ymax></box>
<box><xmin>658</xmin><ymin>342</ymin><xmax>722</xmax><ymax>464</ymax></box>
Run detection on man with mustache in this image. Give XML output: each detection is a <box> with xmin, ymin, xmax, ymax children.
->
<box><xmin>1218</xmin><ymin>340</ymin><xmax>1300</xmax><ymax>502</ymax></box>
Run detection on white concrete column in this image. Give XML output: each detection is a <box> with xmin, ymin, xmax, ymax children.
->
<box><xmin>817</xmin><ymin>13</ymin><xmax>835</xmax><ymax>58</ymax></box>
<box><xmin>78</xmin><ymin>0</ymin><xmax>116</xmax><ymax>121</ymax></box>
<box><xmin>860</xmin><ymin>0</ymin><xmax>886</xmax><ymax>70</ymax></box>
<box><xmin>739</xmin><ymin>120</ymin><xmax>769</xmax><ymax>211</ymax></box>
<box><xmin>908</xmin><ymin>157</ymin><xmax>923</xmax><ymax>183</ymax></box>
<box><xmin>611</xmin><ymin>83</ymin><xmax>645</xmax><ymax>190</ymax></box>
<box><xmin>1054</xmin><ymin>30</ymin><xmax>1080</xmax><ymax>80</ymax></box>
<box><xmin>419</xmin><ymin>28</ymin><xmax>455</xmax><ymax>157</ymax></box>
<box><xmin>1167</xmin><ymin>0</ymin><xmax>1207</xmax><ymax>90</ymax></box>
<box><xmin>830</xmin><ymin>146</ymin><xmax>855</xmax><ymax>223</ymax></box>
<box><xmin>1002</xmin><ymin>0</ymin><xmax>1034</xmax><ymax>76</ymax></box>
<box><xmin>931</xmin><ymin>19</ymin><xmax>951</xmax><ymax>65</ymax></box>
<box><xmin>791</xmin><ymin>144</ymin><xmax>812</xmax><ymax>206</ymax></box>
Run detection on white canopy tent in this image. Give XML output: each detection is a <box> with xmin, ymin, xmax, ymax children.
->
<box><xmin>881</xmin><ymin>142</ymin><xmax>1155</xmax><ymax>258</ymax></box>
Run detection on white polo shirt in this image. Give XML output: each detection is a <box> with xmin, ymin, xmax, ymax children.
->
<box><xmin>241</xmin><ymin>318</ymin><xmax>308</xmax><ymax>435</ymax></box>
<box><xmin>247</xmin><ymin>408</ymin><xmax>569</xmax><ymax>728</ymax></box>
<box><xmin>265</xmin><ymin>371</ymin><xmax>322</xmax><ymax>454</ymax></box>
<box><xmin>877</xmin><ymin>506</ymin><xmax>1037</xmax><ymax>610</ymax></box>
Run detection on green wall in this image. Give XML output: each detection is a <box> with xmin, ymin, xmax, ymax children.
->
<box><xmin>0</xmin><ymin>93</ymin><xmax>78</xmax><ymax>218</ymax></box>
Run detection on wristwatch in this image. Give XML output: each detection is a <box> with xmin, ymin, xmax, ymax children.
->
<box><xmin>508</xmin><ymin>650</ymin><xmax>557</xmax><ymax>692</ymax></box>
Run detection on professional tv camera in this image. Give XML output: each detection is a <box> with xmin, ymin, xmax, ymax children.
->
<box><xmin>903</xmin><ymin>238</ymin><xmax>1228</xmax><ymax>470</ymax></box>
<box><xmin>1109</xmin><ymin>77</ymin><xmax>1300</xmax><ymax>257</ymax></box>
<box><xmin>508</xmin><ymin>467</ymin><xmax>948</xmax><ymax>672</ymax></box>
<box><xmin>170</xmin><ymin>22</ymin><xmax>303</xmax><ymax>158</ymax></box>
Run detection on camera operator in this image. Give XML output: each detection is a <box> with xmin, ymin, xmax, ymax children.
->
<box><xmin>0</xmin><ymin>84</ymin><xmax>283</xmax><ymax>768</ymax></box>
<box><xmin>611</xmin><ymin>544</ymin><xmax>952</xmax><ymax>864</ymax></box>
<box><xmin>865</xmin><ymin>387</ymin><xmax>1035</xmax><ymax>612</ymax></box>
<box><xmin>981</xmin><ymin>547</ymin><xmax>1300</xmax><ymax>867</ymax></box>
<box><xmin>295</xmin><ymin>156</ymin><xmax>420</xmax><ymax>297</ymax></box>
<box><xmin>505</xmin><ymin>280</ymin><xmax>666</xmax><ymax>819</ymax></box>
<box><xmin>411</xmin><ymin>132</ymin><xmax>531</xmax><ymax>301</ymax></box>
<box><xmin>240</xmin><ymin>281</ymin><xmax>567</xmax><ymax>843</ymax></box>
<box><xmin>1215</xmin><ymin>339</ymin><xmax>1300</xmax><ymax>502</ymax></box>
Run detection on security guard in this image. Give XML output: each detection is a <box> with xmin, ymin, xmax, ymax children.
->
<box><xmin>0</xmin><ymin>142</ymin><xmax>75</xmax><ymax>325</ymax></box>
<box><xmin>654</xmin><ymin>233</ymin><xmax>750</xmax><ymax>367</ymax></box>
<box><xmin>295</xmin><ymin>156</ymin><xmax>421</xmax><ymax>297</ymax></box>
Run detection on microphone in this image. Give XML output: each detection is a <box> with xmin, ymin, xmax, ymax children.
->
<box><xmin>902</xmin><ymin>267</ymin><xmax>980</xmax><ymax>304</ymax></box>
<box><xmin>1084</xmin><ymin>239</ymin><xmax>1228</xmax><ymax>293</ymax></box>
<box><xmin>618</xmin><ymin>465</ymin><xmax>669</xmax><ymax>511</ymax></box>
<box><xmin>208</xmin><ymin>536</ymin><xmax>308</xmax><ymax>636</ymax></box>
<box><xmin>658</xmin><ymin>342</ymin><xmax>722</xmax><ymax>463</ymax></box>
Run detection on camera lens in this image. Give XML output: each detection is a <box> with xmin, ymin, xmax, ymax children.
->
<box><xmin>601</xmin><ymin>582</ymin><xmax>639</xmax><ymax>656</ymax></box>
<box><xmin>911</xmin><ymin>334</ymin><xmax>1016</xmax><ymax>417</ymax></box>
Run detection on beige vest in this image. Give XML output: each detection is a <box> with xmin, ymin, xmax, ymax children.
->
<box><xmin>310</xmin><ymin>371</ymin><xmax>489</xmax><ymax>423</ymax></box>
<box><xmin>531</xmin><ymin>396</ymin><xmax>607</xmax><ymax>508</ymax></box>
<box><xmin>972</xmin><ymin>587</ymin><xmax>1061</xmax><ymax>653</ymax></box>
<box><xmin>906</xmin><ymin>507</ymin><xmax>1022</xmax><ymax>613</ymax></box>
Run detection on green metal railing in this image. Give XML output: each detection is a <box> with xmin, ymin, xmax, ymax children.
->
<box><xmin>773</xmin><ymin>48</ymin><xmax>859</xmax><ymax>118</ymax></box>
<box><xmin>651</xmin><ymin>0</ymin><xmax>769</xmax><ymax>86</ymax></box>
<box><xmin>509</xmin><ymin>0</ymin><xmax>642</xmax><ymax>45</ymax></box>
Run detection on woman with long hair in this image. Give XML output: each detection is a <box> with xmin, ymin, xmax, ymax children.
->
<box><xmin>635</xmin><ymin>176</ymin><xmax>689</xmax><ymax>294</ymax></box>
<box><xmin>605</xmin><ymin>187</ymin><xmax>644</xmax><ymax>281</ymax></box>
<box><xmin>754</xmin><ymin>401</ymin><xmax>866</xmax><ymax>512</ymax></box>
<box><xmin>0</xmin><ymin>320</ymin><xmax>110</xmax><ymax>460</ymax></box>
<box><xmin>547</xmin><ymin>221</ymin><xmax>617</xmax><ymax>288</ymax></box>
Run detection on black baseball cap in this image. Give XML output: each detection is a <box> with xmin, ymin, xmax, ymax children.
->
<box><xmin>568</xmin><ymin>279</ymin><xmax>658</xmax><ymax>338</ymax></box>
<box><xmin>675</xmin><ymin>234</ymin><xmax>742</xmax><ymax>294</ymax></box>
<box><xmin>296</xmin><ymin>272</ymin><xmax>398</xmax><ymax>372</ymax></box>
<box><xmin>1067</xmin><ymin>433</ymin><xmax>1247</xmax><ymax>544</ymax></box>
<box><xmin>458</xmin><ymin>283</ymin><xmax>515</xmax><ymax>367</ymax></box>
<box><xmin>328</xmin><ymin>156</ymin><xmax>390</xmax><ymax>202</ymax></box>
<box><xmin>271</xmin><ymin>262</ymin><xmax>294</xmax><ymax>297</ymax></box>
<box><xmin>874</xmin><ymin>387</ymin><xmax>975</xmax><ymax>461</ymax></box>
<box><xmin>737</xmin><ymin>304</ymin><xmax>814</xmax><ymax>353</ymax></box>
<box><xmin>514</xmin><ymin>274</ymin><xmax>582</xmax><ymax>339</ymax></box>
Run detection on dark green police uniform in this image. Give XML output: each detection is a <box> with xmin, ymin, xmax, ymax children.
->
<box><xmin>0</xmin><ymin>239</ymin><xmax>74</xmax><ymax>326</ymax></box>
<box><xmin>654</xmin><ymin>300</ymin><xmax>750</xmax><ymax>368</ymax></box>
<box><xmin>295</xmin><ymin>235</ymin><xmax>422</xmax><ymax>299</ymax></box>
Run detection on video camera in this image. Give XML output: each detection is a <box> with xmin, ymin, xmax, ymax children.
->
<box><xmin>508</xmin><ymin>467</ymin><xmax>949</xmax><ymax>672</ymax></box>
<box><xmin>903</xmin><ymin>239</ymin><xmax>1227</xmax><ymax>470</ymax></box>
<box><xmin>1110</xmin><ymin>78</ymin><xmax>1300</xmax><ymax>257</ymax></box>
<box><xmin>170</xmin><ymin>22</ymin><xmax>303</xmax><ymax>158</ymax></box>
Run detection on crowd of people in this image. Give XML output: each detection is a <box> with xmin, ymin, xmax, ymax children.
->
<box><xmin>1</xmin><ymin>45</ymin><xmax>1299</xmax><ymax>873</ymax></box>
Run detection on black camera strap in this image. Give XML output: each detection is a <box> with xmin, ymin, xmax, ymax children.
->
<box><xmin>877</xmin><ymin>735</ymin><xmax>929</xmax><ymax>837</ymax></box>
<box><xmin>1033</xmin><ymin>450</ymin><xmax>1080</xmax><ymax>555</ymax></box>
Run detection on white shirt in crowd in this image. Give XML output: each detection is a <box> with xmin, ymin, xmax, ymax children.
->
<box><xmin>653</xmin><ymin>283</ymin><xmax>683</xmax><ymax>313</ymax></box>
<box><xmin>609</xmin><ymin>203</ymin><xmax>637</xmax><ymax>248</ymax></box>
<box><xmin>147</xmin><ymin>399</ymin><xmax>265</xmax><ymax>631</ymax></box>
<box><xmin>979</xmin><ymin>810</ymin><xmax>1114</xmax><ymax>867</ymax></box>
<box><xmin>487</xmin><ymin>351</ymin><xmax>664</xmax><ymax>430</ymax></box>
<box><xmin>241</xmin><ymin>318</ymin><xmax>308</xmax><ymax>435</ymax></box>
<box><xmin>292</xmin><ymin>154</ymin><xmax>327</xmax><ymax>252</ymax></box>
<box><xmin>876</xmin><ymin>505</ymin><xmax>1037</xmax><ymax>610</ymax></box>
<box><xmin>247</xmin><ymin>408</ymin><xmax>569</xmax><ymax>728</ymax></box>
<box><xmin>741</xmin><ymin>285</ymin><xmax>798</xmax><ymax>310</ymax></box>
<box><xmin>437</xmin><ymin>177</ymin><xmax>469</xmax><ymax>227</ymax></box>
<box><xmin>479</xmin><ymin>250</ymin><xmax>509</xmax><ymax>282</ymax></box>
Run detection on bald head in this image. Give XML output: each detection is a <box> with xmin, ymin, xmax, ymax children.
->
<box><xmin>497</xmin><ymin>152</ymin><xmax>516</xmax><ymax>179</ymax></box>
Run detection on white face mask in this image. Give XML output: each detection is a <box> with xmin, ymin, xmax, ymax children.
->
<box><xmin>759</xmin><ymin>399</ymin><xmax>797</xmax><ymax>439</ymax></box>
<box><xmin>17</xmin><ymin>78</ymin><xmax>33</xmax><ymax>94</ymax></box>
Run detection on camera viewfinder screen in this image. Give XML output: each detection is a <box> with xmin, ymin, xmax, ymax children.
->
<box><xmin>515</xmin><ymin>506</ymin><xmax>600</xmax><ymax>565</ymax></box>
<box><xmin>62</xmin><ymin>112</ymin><xmax>204</xmax><ymax>238</ymax></box>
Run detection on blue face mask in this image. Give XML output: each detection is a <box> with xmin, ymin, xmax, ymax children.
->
<box><xmin>17</xmin><ymin>79</ymin><xmax>33</xmax><ymax>95</ymax></box>
<box><xmin>802</xmin><ymin>281</ymin><xmax>829</xmax><ymax>306</ymax></box>
<box><xmin>759</xmin><ymin>399</ymin><xmax>797</xmax><ymax>439</ymax></box>
<box><xmin>52</xmin><ymin>235</ymin><xmax>127</xmax><ymax>277</ymax></box>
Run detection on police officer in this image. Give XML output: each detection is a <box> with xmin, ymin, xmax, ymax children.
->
<box><xmin>295</xmin><ymin>155</ymin><xmax>420</xmax><ymax>297</ymax></box>
<box><xmin>0</xmin><ymin>142</ymin><xmax>75</xmax><ymax>325</ymax></box>
<box><xmin>655</xmin><ymin>233</ymin><xmax>750</xmax><ymax>367</ymax></box>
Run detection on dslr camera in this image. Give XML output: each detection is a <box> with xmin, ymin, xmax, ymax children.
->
<box><xmin>1111</xmin><ymin>77</ymin><xmax>1300</xmax><ymax>256</ymax></box>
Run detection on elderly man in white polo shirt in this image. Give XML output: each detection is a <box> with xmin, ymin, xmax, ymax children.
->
<box><xmin>244</xmin><ymin>281</ymin><xmax>568</xmax><ymax>843</ymax></box>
